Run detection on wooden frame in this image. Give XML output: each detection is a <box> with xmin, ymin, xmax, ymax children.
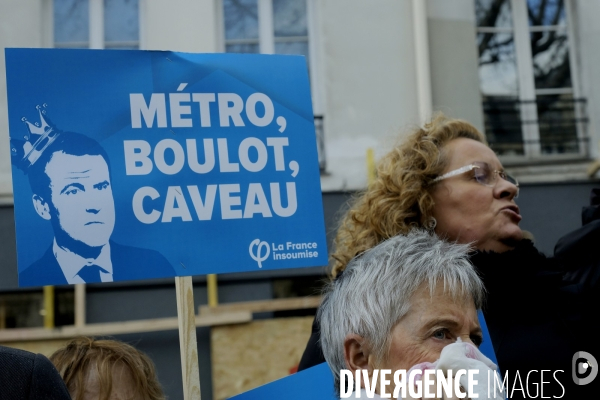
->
<box><xmin>0</xmin><ymin>311</ymin><xmax>251</xmax><ymax>342</ymax></box>
<box><xmin>199</xmin><ymin>295</ymin><xmax>321</xmax><ymax>315</ymax></box>
<box><xmin>0</xmin><ymin>295</ymin><xmax>321</xmax><ymax>343</ymax></box>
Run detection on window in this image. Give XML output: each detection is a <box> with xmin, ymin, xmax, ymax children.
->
<box><xmin>0</xmin><ymin>290</ymin><xmax>75</xmax><ymax>329</ymax></box>
<box><xmin>221</xmin><ymin>0</ymin><xmax>325</xmax><ymax>170</ymax></box>
<box><xmin>54</xmin><ymin>0</ymin><xmax>139</xmax><ymax>49</ymax></box>
<box><xmin>222</xmin><ymin>0</ymin><xmax>308</xmax><ymax>58</ymax></box>
<box><xmin>220</xmin><ymin>0</ymin><xmax>318</xmax><ymax>109</ymax></box>
<box><xmin>475</xmin><ymin>0</ymin><xmax>585</xmax><ymax>157</ymax></box>
<box><xmin>223</xmin><ymin>0</ymin><xmax>260</xmax><ymax>53</ymax></box>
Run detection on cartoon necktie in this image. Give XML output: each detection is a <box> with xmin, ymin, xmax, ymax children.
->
<box><xmin>77</xmin><ymin>265</ymin><xmax>107</xmax><ymax>283</ymax></box>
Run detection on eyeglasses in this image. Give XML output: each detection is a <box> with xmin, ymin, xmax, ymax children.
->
<box><xmin>431</xmin><ymin>161</ymin><xmax>519</xmax><ymax>197</ymax></box>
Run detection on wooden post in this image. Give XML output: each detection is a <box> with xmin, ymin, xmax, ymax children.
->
<box><xmin>43</xmin><ymin>286</ymin><xmax>54</xmax><ymax>329</ymax></box>
<box><xmin>175</xmin><ymin>276</ymin><xmax>201</xmax><ymax>400</ymax></box>
<box><xmin>366</xmin><ymin>148</ymin><xmax>376</xmax><ymax>184</ymax></box>
<box><xmin>75</xmin><ymin>284</ymin><xmax>86</xmax><ymax>327</ymax></box>
<box><xmin>207</xmin><ymin>274</ymin><xmax>218</xmax><ymax>307</ymax></box>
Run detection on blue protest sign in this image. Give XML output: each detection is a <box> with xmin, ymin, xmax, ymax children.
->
<box><xmin>477</xmin><ymin>310</ymin><xmax>498</xmax><ymax>366</ymax></box>
<box><xmin>5</xmin><ymin>49</ymin><xmax>327</xmax><ymax>287</ymax></box>
<box><xmin>229</xmin><ymin>362</ymin><xmax>337</xmax><ymax>400</ymax></box>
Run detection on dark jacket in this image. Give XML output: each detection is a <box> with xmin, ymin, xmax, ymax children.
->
<box><xmin>0</xmin><ymin>346</ymin><xmax>71</xmax><ymax>400</ymax></box>
<box><xmin>554</xmin><ymin>188</ymin><xmax>600</xmax><ymax>314</ymax></box>
<box><xmin>470</xmin><ymin>241</ymin><xmax>578</xmax><ymax>398</ymax></box>
<box><xmin>19</xmin><ymin>240</ymin><xmax>175</xmax><ymax>287</ymax></box>
<box><xmin>299</xmin><ymin>235</ymin><xmax>599</xmax><ymax>398</ymax></box>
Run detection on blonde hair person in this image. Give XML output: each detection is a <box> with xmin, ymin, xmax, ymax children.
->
<box><xmin>331</xmin><ymin>114</ymin><xmax>486</xmax><ymax>278</ymax></box>
<box><xmin>50</xmin><ymin>337</ymin><xmax>165</xmax><ymax>400</ymax></box>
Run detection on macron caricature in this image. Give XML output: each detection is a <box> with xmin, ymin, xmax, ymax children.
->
<box><xmin>14</xmin><ymin>105</ymin><xmax>175</xmax><ymax>287</ymax></box>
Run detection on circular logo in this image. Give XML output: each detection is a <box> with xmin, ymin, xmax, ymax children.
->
<box><xmin>249</xmin><ymin>239</ymin><xmax>270</xmax><ymax>268</ymax></box>
<box><xmin>573</xmin><ymin>351</ymin><xmax>598</xmax><ymax>385</ymax></box>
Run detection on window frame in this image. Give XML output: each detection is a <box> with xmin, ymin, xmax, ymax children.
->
<box><xmin>217</xmin><ymin>0</ymin><xmax>322</xmax><ymax>115</ymax></box>
<box><xmin>52</xmin><ymin>0</ymin><xmax>140</xmax><ymax>50</ymax></box>
<box><xmin>476</xmin><ymin>0</ymin><xmax>585</xmax><ymax>160</ymax></box>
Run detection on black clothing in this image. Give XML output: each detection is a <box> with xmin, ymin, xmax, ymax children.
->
<box><xmin>0</xmin><ymin>346</ymin><xmax>71</xmax><ymax>400</ymax></box>
<box><xmin>554</xmin><ymin>187</ymin><xmax>600</xmax><ymax>314</ymax></box>
<box><xmin>298</xmin><ymin>317</ymin><xmax>326</xmax><ymax>370</ymax></box>
<box><xmin>555</xmin><ymin>216</ymin><xmax>600</xmax><ymax>312</ymax></box>
<box><xmin>470</xmin><ymin>241</ymin><xmax>576</xmax><ymax>398</ymax></box>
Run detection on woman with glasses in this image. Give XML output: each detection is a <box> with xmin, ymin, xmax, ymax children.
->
<box><xmin>299</xmin><ymin>114</ymin><xmax>588</xmax><ymax>397</ymax></box>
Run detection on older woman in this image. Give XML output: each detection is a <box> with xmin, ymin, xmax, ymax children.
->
<box><xmin>330</xmin><ymin>115</ymin><xmax>519</xmax><ymax>271</ymax></box>
<box><xmin>50</xmin><ymin>337</ymin><xmax>165</xmax><ymax>400</ymax></box>
<box><xmin>320</xmin><ymin>230</ymin><xmax>501</xmax><ymax>399</ymax></box>
<box><xmin>301</xmin><ymin>114</ymin><xmax>591</xmax><ymax>397</ymax></box>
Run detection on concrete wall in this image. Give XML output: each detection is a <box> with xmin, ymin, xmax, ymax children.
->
<box><xmin>317</xmin><ymin>0</ymin><xmax>486</xmax><ymax>191</ymax></box>
<box><xmin>427</xmin><ymin>0</ymin><xmax>484</xmax><ymax>132</ymax></box>
<box><xmin>141</xmin><ymin>0</ymin><xmax>218</xmax><ymax>52</ymax></box>
<box><xmin>318</xmin><ymin>0</ymin><xmax>420</xmax><ymax>191</ymax></box>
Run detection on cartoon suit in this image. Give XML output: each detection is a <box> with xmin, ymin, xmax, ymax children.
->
<box><xmin>20</xmin><ymin>241</ymin><xmax>175</xmax><ymax>287</ymax></box>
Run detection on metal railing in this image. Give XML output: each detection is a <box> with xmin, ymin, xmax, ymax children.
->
<box><xmin>482</xmin><ymin>97</ymin><xmax>588</xmax><ymax>156</ymax></box>
<box><xmin>314</xmin><ymin>115</ymin><xmax>326</xmax><ymax>172</ymax></box>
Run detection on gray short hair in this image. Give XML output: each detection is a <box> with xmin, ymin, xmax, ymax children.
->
<box><xmin>318</xmin><ymin>230</ymin><xmax>485</xmax><ymax>389</ymax></box>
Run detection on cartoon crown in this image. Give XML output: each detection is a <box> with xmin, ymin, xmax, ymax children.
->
<box><xmin>11</xmin><ymin>104</ymin><xmax>61</xmax><ymax>170</ymax></box>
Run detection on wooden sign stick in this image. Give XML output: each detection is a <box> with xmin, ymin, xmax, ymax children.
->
<box><xmin>175</xmin><ymin>276</ymin><xmax>202</xmax><ymax>400</ymax></box>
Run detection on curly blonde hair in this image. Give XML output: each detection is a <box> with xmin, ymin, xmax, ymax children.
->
<box><xmin>330</xmin><ymin>114</ymin><xmax>486</xmax><ymax>278</ymax></box>
<box><xmin>50</xmin><ymin>337</ymin><xmax>165</xmax><ymax>400</ymax></box>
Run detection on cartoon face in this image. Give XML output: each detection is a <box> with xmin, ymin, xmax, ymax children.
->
<box><xmin>43</xmin><ymin>152</ymin><xmax>115</xmax><ymax>248</ymax></box>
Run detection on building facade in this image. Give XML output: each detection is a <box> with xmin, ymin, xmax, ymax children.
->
<box><xmin>3</xmin><ymin>0</ymin><xmax>600</xmax><ymax>201</ymax></box>
<box><xmin>1</xmin><ymin>1</ymin><xmax>600</xmax><ymax>399</ymax></box>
